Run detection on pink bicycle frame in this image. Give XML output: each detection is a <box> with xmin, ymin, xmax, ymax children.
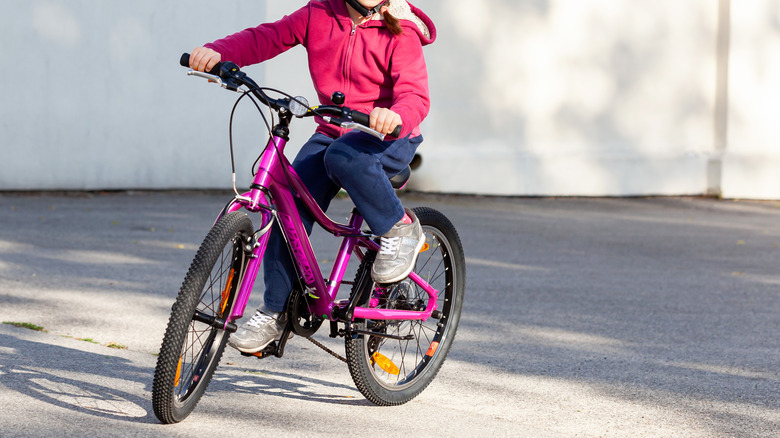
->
<box><xmin>222</xmin><ymin>134</ymin><xmax>439</xmax><ymax>325</ymax></box>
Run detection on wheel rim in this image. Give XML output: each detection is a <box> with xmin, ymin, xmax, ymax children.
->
<box><xmin>173</xmin><ymin>237</ymin><xmax>242</xmax><ymax>403</ymax></box>
<box><xmin>362</xmin><ymin>225</ymin><xmax>457</xmax><ymax>390</ymax></box>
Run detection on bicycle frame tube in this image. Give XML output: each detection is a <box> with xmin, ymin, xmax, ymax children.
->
<box><xmin>352</xmin><ymin>271</ymin><xmax>438</xmax><ymax>320</ymax></box>
<box><xmin>224</xmin><ymin>134</ymin><xmax>349</xmax><ymax>322</ymax></box>
<box><xmin>224</xmin><ymin>133</ymin><xmax>440</xmax><ymax>324</ymax></box>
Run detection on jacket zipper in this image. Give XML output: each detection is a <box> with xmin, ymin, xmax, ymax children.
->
<box><xmin>340</xmin><ymin>22</ymin><xmax>358</xmax><ymax>135</ymax></box>
<box><xmin>344</xmin><ymin>23</ymin><xmax>357</xmax><ymax>82</ymax></box>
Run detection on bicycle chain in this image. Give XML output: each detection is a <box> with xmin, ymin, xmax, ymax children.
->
<box><xmin>305</xmin><ymin>335</ymin><xmax>347</xmax><ymax>363</ymax></box>
<box><xmin>301</xmin><ymin>279</ymin><xmax>354</xmax><ymax>363</ymax></box>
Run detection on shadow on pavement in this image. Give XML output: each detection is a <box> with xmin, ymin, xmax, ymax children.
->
<box><xmin>2</xmin><ymin>193</ymin><xmax>780</xmax><ymax>435</ymax></box>
<box><xmin>0</xmin><ymin>328</ymin><xmax>369</xmax><ymax>431</ymax></box>
<box><xmin>0</xmin><ymin>332</ymin><xmax>157</xmax><ymax>424</ymax></box>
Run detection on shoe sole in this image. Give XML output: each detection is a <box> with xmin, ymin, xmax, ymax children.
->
<box><xmin>372</xmin><ymin>232</ymin><xmax>426</xmax><ymax>284</ymax></box>
<box><xmin>228</xmin><ymin>339</ymin><xmax>274</xmax><ymax>354</ymax></box>
<box><xmin>228</xmin><ymin>332</ymin><xmax>294</xmax><ymax>354</ymax></box>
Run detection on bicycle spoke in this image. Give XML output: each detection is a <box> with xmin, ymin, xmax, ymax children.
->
<box><xmin>344</xmin><ymin>207</ymin><xmax>464</xmax><ymax>406</ymax></box>
<box><xmin>201</xmin><ymin>244</ymin><xmax>233</xmax><ymax>304</ymax></box>
<box><xmin>178</xmin><ymin>325</ymin><xmax>215</xmax><ymax>397</ymax></box>
<box><xmin>202</xmin><ymin>259</ymin><xmax>227</xmax><ymax>303</ymax></box>
<box><xmin>153</xmin><ymin>211</ymin><xmax>253</xmax><ymax>423</ymax></box>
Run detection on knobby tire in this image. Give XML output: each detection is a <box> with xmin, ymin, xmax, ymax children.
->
<box><xmin>344</xmin><ymin>207</ymin><xmax>466</xmax><ymax>405</ymax></box>
<box><xmin>152</xmin><ymin>212</ymin><xmax>253</xmax><ymax>423</ymax></box>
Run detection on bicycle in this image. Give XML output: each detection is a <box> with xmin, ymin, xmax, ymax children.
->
<box><xmin>151</xmin><ymin>54</ymin><xmax>466</xmax><ymax>424</ymax></box>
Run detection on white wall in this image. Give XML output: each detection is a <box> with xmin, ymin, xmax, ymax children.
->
<box><xmin>411</xmin><ymin>0</ymin><xmax>719</xmax><ymax>196</ymax></box>
<box><xmin>0</xmin><ymin>1</ymin><xmax>271</xmax><ymax>190</ymax></box>
<box><xmin>1</xmin><ymin>1</ymin><xmax>778</xmax><ymax>199</ymax></box>
<box><xmin>722</xmin><ymin>0</ymin><xmax>780</xmax><ymax>199</ymax></box>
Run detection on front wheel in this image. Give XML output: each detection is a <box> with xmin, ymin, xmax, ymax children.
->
<box><xmin>345</xmin><ymin>207</ymin><xmax>466</xmax><ymax>405</ymax></box>
<box><xmin>152</xmin><ymin>212</ymin><xmax>253</xmax><ymax>423</ymax></box>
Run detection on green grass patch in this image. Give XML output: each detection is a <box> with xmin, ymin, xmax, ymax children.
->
<box><xmin>3</xmin><ymin>321</ymin><xmax>46</xmax><ymax>332</ymax></box>
<box><xmin>77</xmin><ymin>338</ymin><xmax>99</xmax><ymax>344</ymax></box>
<box><xmin>105</xmin><ymin>343</ymin><xmax>127</xmax><ymax>350</ymax></box>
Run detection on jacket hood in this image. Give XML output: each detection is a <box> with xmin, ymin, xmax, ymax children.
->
<box><xmin>328</xmin><ymin>0</ymin><xmax>437</xmax><ymax>45</ymax></box>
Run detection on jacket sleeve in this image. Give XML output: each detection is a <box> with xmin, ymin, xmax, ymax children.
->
<box><xmin>388</xmin><ymin>31</ymin><xmax>431</xmax><ymax>138</ymax></box>
<box><xmin>204</xmin><ymin>4</ymin><xmax>310</xmax><ymax>67</ymax></box>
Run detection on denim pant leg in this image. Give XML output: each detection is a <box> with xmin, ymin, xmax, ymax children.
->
<box><xmin>323</xmin><ymin>131</ymin><xmax>422</xmax><ymax>236</ymax></box>
<box><xmin>262</xmin><ymin>133</ymin><xmax>340</xmax><ymax>312</ymax></box>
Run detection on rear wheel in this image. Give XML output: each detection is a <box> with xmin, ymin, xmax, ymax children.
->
<box><xmin>345</xmin><ymin>207</ymin><xmax>465</xmax><ymax>405</ymax></box>
<box><xmin>152</xmin><ymin>212</ymin><xmax>253</xmax><ymax>423</ymax></box>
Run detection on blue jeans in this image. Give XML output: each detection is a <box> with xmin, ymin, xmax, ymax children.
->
<box><xmin>262</xmin><ymin>131</ymin><xmax>423</xmax><ymax>312</ymax></box>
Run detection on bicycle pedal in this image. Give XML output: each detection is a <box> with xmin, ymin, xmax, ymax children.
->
<box><xmin>239</xmin><ymin>343</ymin><xmax>278</xmax><ymax>359</ymax></box>
<box><xmin>240</xmin><ymin>351</ymin><xmax>266</xmax><ymax>358</ymax></box>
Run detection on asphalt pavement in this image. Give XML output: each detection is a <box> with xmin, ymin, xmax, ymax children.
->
<box><xmin>0</xmin><ymin>191</ymin><xmax>778</xmax><ymax>437</ymax></box>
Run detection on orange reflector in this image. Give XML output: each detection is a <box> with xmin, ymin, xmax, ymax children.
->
<box><xmin>420</xmin><ymin>242</ymin><xmax>430</xmax><ymax>253</ymax></box>
<box><xmin>372</xmin><ymin>352</ymin><xmax>400</xmax><ymax>375</ymax></box>
<box><xmin>174</xmin><ymin>356</ymin><xmax>183</xmax><ymax>387</ymax></box>
<box><xmin>425</xmin><ymin>341</ymin><xmax>440</xmax><ymax>357</ymax></box>
<box><xmin>220</xmin><ymin>269</ymin><xmax>236</xmax><ymax>315</ymax></box>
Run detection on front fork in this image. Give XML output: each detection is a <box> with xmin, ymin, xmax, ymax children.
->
<box><xmin>223</xmin><ymin>204</ymin><xmax>276</xmax><ymax>328</ymax></box>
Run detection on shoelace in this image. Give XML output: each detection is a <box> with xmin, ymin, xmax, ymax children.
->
<box><xmin>246</xmin><ymin>311</ymin><xmax>275</xmax><ymax>329</ymax></box>
<box><xmin>378</xmin><ymin>236</ymin><xmax>401</xmax><ymax>256</ymax></box>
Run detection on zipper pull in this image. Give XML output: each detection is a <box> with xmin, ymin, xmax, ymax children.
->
<box><xmin>351</xmin><ymin>23</ymin><xmax>357</xmax><ymax>35</ymax></box>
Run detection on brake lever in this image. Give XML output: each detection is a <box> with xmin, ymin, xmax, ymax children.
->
<box><xmin>188</xmin><ymin>69</ymin><xmax>224</xmax><ymax>85</ymax></box>
<box><xmin>341</xmin><ymin>122</ymin><xmax>386</xmax><ymax>140</ymax></box>
<box><xmin>316</xmin><ymin>113</ymin><xmax>384</xmax><ymax>140</ymax></box>
<box><xmin>186</xmin><ymin>69</ymin><xmax>245</xmax><ymax>92</ymax></box>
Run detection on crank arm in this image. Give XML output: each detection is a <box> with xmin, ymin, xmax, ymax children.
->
<box><xmin>193</xmin><ymin>311</ymin><xmax>238</xmax><ymax>333</ymax></box>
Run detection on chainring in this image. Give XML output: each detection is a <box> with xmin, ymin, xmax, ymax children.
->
<box><xmin>287</xmin><ymin>287</ymin><xmax>323</xmax><ymax>337</ymax></box>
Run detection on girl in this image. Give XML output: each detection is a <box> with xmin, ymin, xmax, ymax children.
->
<box><xmin>189</xmin><ymin>0</ymin><xmax>436</xmax><ymax>353</ymax></box>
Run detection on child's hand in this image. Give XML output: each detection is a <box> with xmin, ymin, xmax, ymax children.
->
<box><xmin>369</xmin><ymin>108</ymin><xmax>402</xmax><ymax>137</ymax></box>
<box><xmin>190</xmin><ymin>47</ymin><xmax>222</xmax><ymax>73</ymax></box>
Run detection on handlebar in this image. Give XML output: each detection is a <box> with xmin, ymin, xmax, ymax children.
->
<box><xmin>180</xmin><ymin>53</ymin><xmax>221</xmax><ymax>75</ymax></box>
<box><xmin>179</xmin><ymin>53</ymin><xmax>402</xmax><ymax>139</ymax></box>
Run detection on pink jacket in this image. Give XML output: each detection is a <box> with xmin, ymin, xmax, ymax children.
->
<box><xmin>204</xmin><ymin>0</ymin><xmax>436</xmax><ymax>139</ymax></box>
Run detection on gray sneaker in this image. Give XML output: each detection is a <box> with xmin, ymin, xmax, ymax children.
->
<box><xmin>227</xmin><ymin>307</ymin><xmax>285</xmax><ymax>353</ymax></box>
<box><xmin>371</xmin><ymin>209</ymin><xmax>425</xmax><ymax>284</ymax></box>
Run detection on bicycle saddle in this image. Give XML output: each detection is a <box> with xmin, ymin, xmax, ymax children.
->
<box><xmin>389</xmin><ymin>166</ymin><xmax>411</xmax><ymax>189</ymax></box>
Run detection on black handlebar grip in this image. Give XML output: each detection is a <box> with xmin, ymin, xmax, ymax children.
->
<box><xmin>351</xmin><ymin>110</ymin><xmax>402</xmax><ymax>138</ymax></box>
<box><xmin>180</xmin><ymin>52</ymin><xmax>222</xmax><ymax>76</ymax></box>
<box><xmin>351</xmin><ymin>110</ymin><xmax>370</xmax><ymax>127</ymax></box>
